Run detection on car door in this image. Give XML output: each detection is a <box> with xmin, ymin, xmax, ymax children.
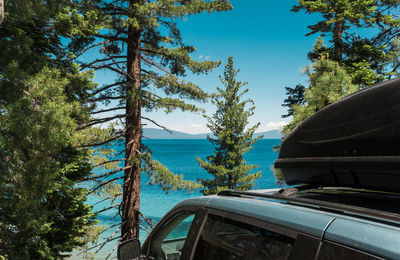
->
<box><xmin>142</xmin><ymin>207</ymin><xmax>207</xmax><ymax>260</ymax></box>
<box><xmin>188</xmin><ymin>209</ymin><xmax>321</xmax><ymax>260</ymax></box>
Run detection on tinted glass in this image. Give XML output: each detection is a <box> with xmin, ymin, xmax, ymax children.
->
<box><xmin>317</xmin><ymin>241</ymin><xmax>382</xmax><ymax>260</ymax></box>
<box><xmin>148</xmin><ymin>212</ymin><xmax>195</xmax><ymax>260</ymax></box>
<box><xmin>193</xmin><ymin>214</ymin><xmax>294</xmax><ymax>260</ymax></box>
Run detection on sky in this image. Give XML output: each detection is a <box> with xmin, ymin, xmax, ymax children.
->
<box><xmin>93</xmin><ymin>0</ymin><xmax>323</xmax><ymax>134</ymax></box>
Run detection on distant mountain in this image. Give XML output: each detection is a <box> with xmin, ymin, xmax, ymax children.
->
<box><xmin>143</xmin><ymin>128</ymin><xmax>282</xmax><ymax>139</ymax></box>
<box><xmin>254</xmin><ymin>130</ymin><xmax>282</xmax><ymax>139</ymax></box>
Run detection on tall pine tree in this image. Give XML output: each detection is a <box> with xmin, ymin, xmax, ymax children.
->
<box><xmin>64</xmin><ymin>0</ymin><xmax>232</xmax><ymax>243</ymax></box>
<box><xmin>197</xmin><ymin>56</ymin><xmax>262</xmax><ymax>195</ymax></box>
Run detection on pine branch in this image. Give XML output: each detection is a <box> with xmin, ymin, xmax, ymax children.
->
<box><xmin>141</xmin><ymin>56</ymin><xmax>174</xmax><ymax>76</ymax></box>
<box><xmin>77</xmin><ymin>116</ymin><xmax>126</xmax><ymax>130</ymax></box>
<box><xmin>95</xmin><ymin>203</ymin><xmax>121</xmax><ymax>215</ymax></box>
<box><xmin>84</xmin><ymin>63</ymin><xmax>129</xmax><ymax>78</ymax></box>
<box><xmin>142</xmin><ymin>116</ymin><xmax>172</xmax><ymax>133</ymax></box>
<box><xmin>89</xmin><ymin>176</ymin><xmax>124</xmax><ymax>194</ymax></box>
<box><xmin>140</xmin><ymin>211</ymin><xmax>154</xmax><ymax>229</ymax></box>
<box><xmin>75</xmin><ymin>40</ymin><xmax>109</xmax><ymax>57</ymax></box>
<box><xmin>94</xmin><ymin>158</ymin><xmax>126</xmax><ymax>168</ymax></box>
<box><xmin>87</xmin><ymin>95</ymin><xmax>126</xmax><ymax>103</ymax></box>
<box><xmin>81</xmin><ymin>56</ymin><xmax>125</xmax><ymax>70</ymax></box>
<box><xmin>84</xmin><ymin>234</ymin><xmax>121</xmax><ymax>253</ymax></box>
<box><xmin>95</xmin><ymin>34</ymin><xmax>127</xmax><ymax>42</ymax></box>
<box><xmin>104</xmin><ymin>239</ymin><xmax>120</xmax><ymax>260</ymax></box>
<box><xmin>78</xmin><ymin>132</ymin><xmax>124</xmax><ymax>147</ymax></box>
<box><xmin>84</xmin><ymin>166</ymin><xmax>131</xmax><ymax>181</ymax></box>
<box><xmin>89</xmin><ymin>113</ymin><xmax>127</xmax><ymax>125</ymax></box>
<box><xmin>91</xmin><ymin>194</ymin><xmax>121</xmax><ymax>206</ymax></box>
<box><xmin>91</xmin><ymin>106</ymin><xmax>125</xmax><ymax>115</ymax></box>
<box><xmin>95</xmin><ymin>225</ymin><xmax>122</xmax><ymax>254</ymax></box>
<box><xmin>81</xmin><ymin>60</ymin><xmax>126</xmax><ymax>72</ymax></box>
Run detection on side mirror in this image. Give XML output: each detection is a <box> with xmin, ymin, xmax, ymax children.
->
<box><xmin>117</xmin><ymin>238</ymin><xmax>141</xmax><ymax>260</ymax></box>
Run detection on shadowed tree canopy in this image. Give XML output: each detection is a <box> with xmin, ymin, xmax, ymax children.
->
<box><xmin>282</xmin><ymin>84</ymin><xmax>306</xmax><ymax>118</ymax></box>
<box><xmin>0</xmin><ymin>0</ymin><xmax>98</xmax><ymax>258</ymax></box>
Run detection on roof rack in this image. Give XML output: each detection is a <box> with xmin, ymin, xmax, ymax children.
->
<box><xmin>218</xmin><ymin>189</ymin><xmax>400</xmax><ymax>225</ymax></box>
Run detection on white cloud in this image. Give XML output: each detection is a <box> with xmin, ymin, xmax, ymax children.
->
<box><xmin>167</xmin><ymin>121</ymin><xmax>288</xmax><ymax>135</ymax></box>
<box><xmin>256</xmin><ymin>121</ymin><xmax>287</xmax><ymax>133</ymax></box>
<box><xmin>169</xmin><ymin>124</ymin><xmax>209</xmax><ymax>135</ymax></box>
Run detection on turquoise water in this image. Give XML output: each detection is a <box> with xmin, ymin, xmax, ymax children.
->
<box><xmin>88</xmin><ymin>139</ymin><xmax>282</xmax><ymax>258</ymax></box>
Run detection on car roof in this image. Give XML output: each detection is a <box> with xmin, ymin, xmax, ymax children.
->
<box><xmin>171</xmin><ymin>187</ymin><xmax>400</xmax><ymax>259</ymax></box>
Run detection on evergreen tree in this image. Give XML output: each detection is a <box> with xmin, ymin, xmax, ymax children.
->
<box><xmin>282</xmin><ymin>84</ymin><xmax>306</xmax><ymax>118</ymax></box>
<box><xmin>197</xmin><ymin>56</ymin><xmax>262</xmax><ymax>195</ymax></box>
<box><xmin>292</xmin><ymin>0</ymin><xmax>400</xmax><ymax>86</ymax></box>
<box><xmin>0</xmin><ymin>1</ymin><xmax>98</xmax><ymax>258</ymax></box>
<box><xmin>65</xmin><ymin>0</ymin><xmax>232</xmax><ymax>244</ymax></box>
<box><xmin>283</xmin><ymin>55</ymin><xmax>358</xmax><ymax>134</ymax></box>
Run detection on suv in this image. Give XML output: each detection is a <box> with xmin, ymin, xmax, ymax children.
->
<box><xmin>118</xmin><ymin>78</ymin><xmax>400</xmax><ymax>260</ymax></box>
<box><xmin>118</xmin><ymin>187</ymin><xmax>400</xmax><ymax>260</ymax></box>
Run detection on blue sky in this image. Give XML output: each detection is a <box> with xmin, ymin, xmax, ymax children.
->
<box><xmin>94</xmin><ymin>0</ymin><xmax>323</xmax><ymax>134</ymax></box>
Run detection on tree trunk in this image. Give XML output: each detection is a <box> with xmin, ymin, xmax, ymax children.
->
<box><xmin>333</xmin><ymin>19</ymin><xmax>344</xmax><ymax>61</ymax></box>
<box><xmin>122</xmin><ymin>0</ymin><xmax>142</xmax><ymax>241</ymax></box>
<box><xmin>0</xmin><ymin>0</ymin><xmax>4</xmax><ymax>24</ymax></box>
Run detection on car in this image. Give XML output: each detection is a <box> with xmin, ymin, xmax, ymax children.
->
<box><xmin>118</xmin><ymin>186</ymin><xmax>400</xmax><ymax>260</ymax></box>
<box><xmin>118</xmin><ymin>78</ymin><xmax>400</xmax><ymax>260</ymax></box>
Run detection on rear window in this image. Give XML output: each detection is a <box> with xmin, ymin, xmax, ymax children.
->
<box><xmin>193</xmin><ymin>214</ymin><xmax>294</xmax><ymax>260</ymax></box>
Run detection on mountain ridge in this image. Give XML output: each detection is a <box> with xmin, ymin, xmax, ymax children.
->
<box><xmin>143</xmin><ymin>128</ymin><xmax>282</xmax><ymax>139</ymax></box>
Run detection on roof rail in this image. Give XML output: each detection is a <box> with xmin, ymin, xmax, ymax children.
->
<box><xmin>218</xmin><ymin>189</ymin><xmax>400</xmax><ymax>225</ymax></box>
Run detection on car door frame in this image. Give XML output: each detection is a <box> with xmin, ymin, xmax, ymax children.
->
<box><xmin>186</xmin><ymin>207</ymin><xmax>322</xmax><ymax>260</ymax></box>
<box><xmin>142</xmin><ymin>205</ymin><xmax>323</xmax><ymax>260</ymax></box>
<box><xmin>141</xmin><ymin>206</ymin><xmax>208</xmax><ymax>260</ymax></box>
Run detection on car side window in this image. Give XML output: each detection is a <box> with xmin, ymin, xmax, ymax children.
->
<box><xmin>317</xmin><ymin>241</ymin><xmax>382</xmax><ymax>260</ymax></box>
<box><xmin>148</xmin><ymin>211</ymin><xmax>195</xmax><ymax>260</ymax></box>
<box><xmin>193</xmin><ymin>214</ymin><xmax>295</xmax><ymax>260</ymax></box>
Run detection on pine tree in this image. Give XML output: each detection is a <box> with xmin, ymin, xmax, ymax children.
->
<box><xmin>0</xmin><ymin>1</ymin><xmax>98</xmax><ymax>258</ymax></box>
<box><xmin>197</xmin><ymin>56</ymin><xmax>262</xmax><ymax>195</ymax></box>
<box><xmin>65</xmin><ymin>0</ymin><xmax>232</xmax><ymax>244</ymax></box>
<box><xmin>281</xmin><ymin>84</ymin><xmax>306</xmax><ymax>118</ymax></box>
<box><xmin>283</xmin><ymin>55</ymin><xmax>359</xmax><ymax>134</ymax></box>
<box><xmin>292</xmin><ymin>0</ymin><xmax>400</xmax><ymax>86</ymax></box>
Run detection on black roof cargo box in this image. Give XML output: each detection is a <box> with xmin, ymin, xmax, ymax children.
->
<box><xmin>275</xmin><ymin>78</ymin><xmax>400</xmax><ymax>192</ymax></box>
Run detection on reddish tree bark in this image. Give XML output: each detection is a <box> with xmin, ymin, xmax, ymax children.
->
<box><xmin>122</xmin><ymin>0</ymin><xmax>142</xmax><ymax>241</ymax></box>
<box><xmin>333</xmin><ymin>19</ymin><xmax>344</xmax><ymax>61</ymax></box>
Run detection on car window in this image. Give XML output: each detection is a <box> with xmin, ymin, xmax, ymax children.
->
<box><xmin>148</xmin><ymin>211</ymin><xmax>195</xmax><ymax>260</ymax></box>
<box><xmin>317</xmin><ymin>241</ymin><xmax>382</xmax><ymax>260</ymax></box>
<box><xmin>193</xmin><ymin>214</ymin><xmax>295</xmax><ymax>260</ymax></box>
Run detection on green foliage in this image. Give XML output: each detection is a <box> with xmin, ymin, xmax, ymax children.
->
<box><xmin>293</xmin><ymin>0</ymin><xmax>400</xmax><ymax>86</ymax></box>
<box><xmin>197</xmin><ymin>57</ymin><xmax>262</xmax><ymax>195</ymax></box>
<box><xmin>144</xmin><ymin>157</ymin><xmax>203</xmax><ymax>192</ymax></box>
<box><xmin>283</xmin><ymin>56</ymin><xmax>358</xmax><ymax>135</ymax></box>
<box><xmin>0</xmin><ymin>68</ymin><xmax>97</xmax><ymax>259</ymax></box>
<box><xmin>281</xmin><ymin>84</ymin><xmax>306</xmax><ymax>118</ymax></box>
<box><xmin>0</xmin><ymin>1</ymin><xmax>99</xmax><ymax>258</ymax></box>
